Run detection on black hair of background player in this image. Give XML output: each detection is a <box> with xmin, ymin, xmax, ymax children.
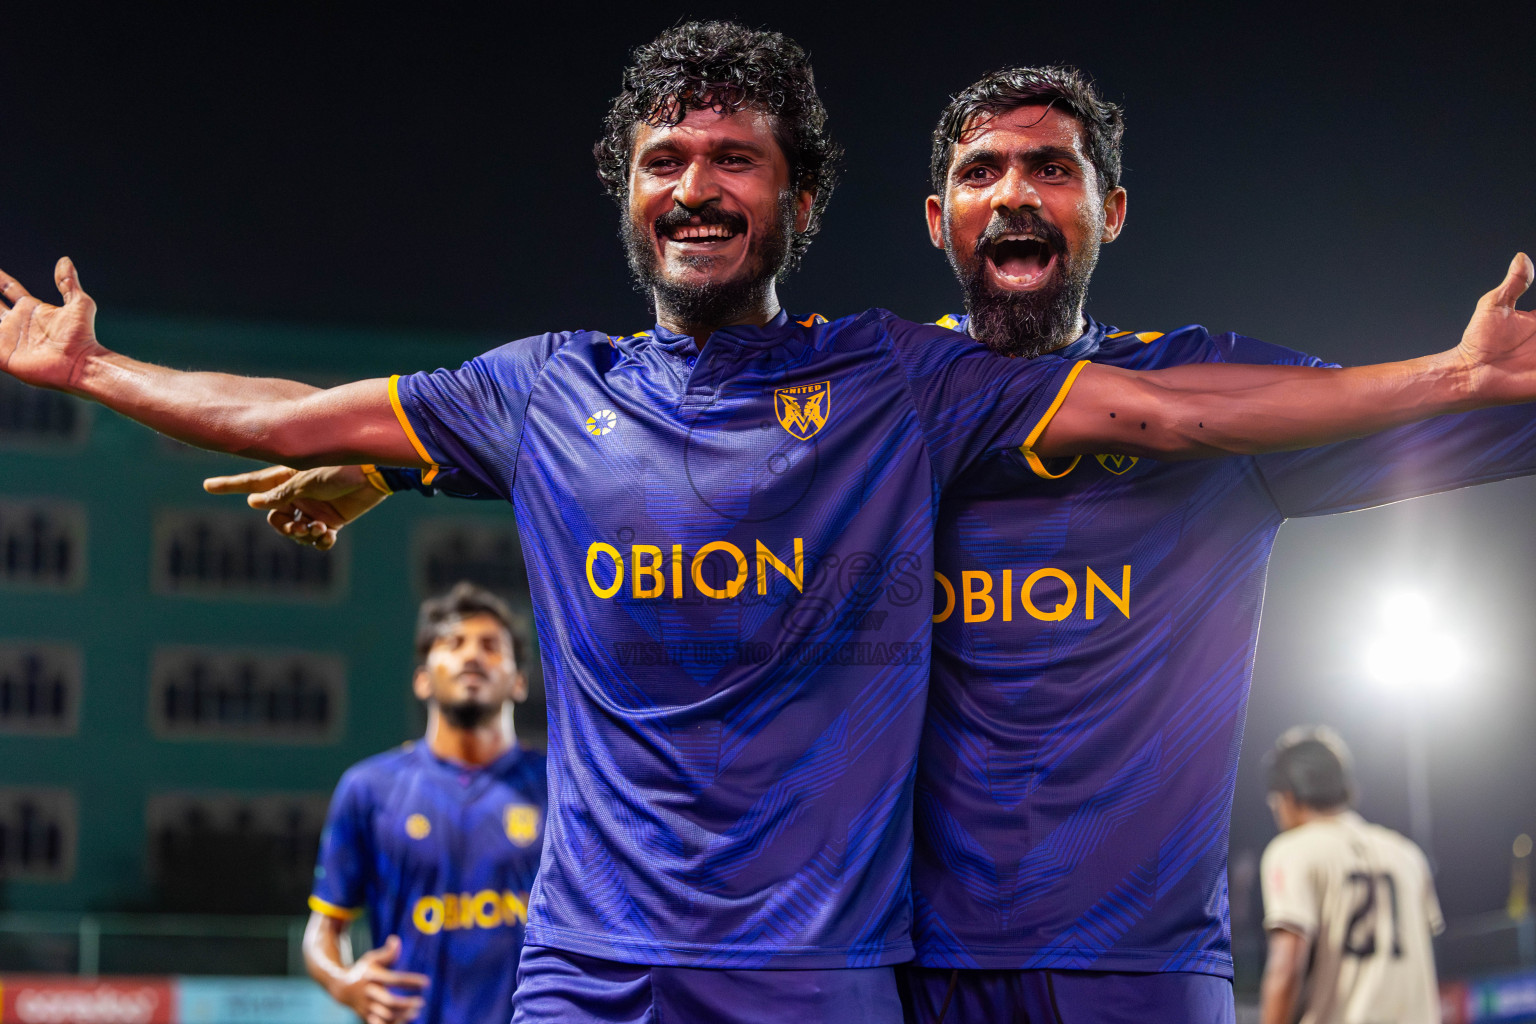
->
<box><xmin>1265</xmin><ymin>726</ymin><xmax>1357</xmax><ymax>811</ymax></box>
<box><xmin>414</xmin><ymin>581</ymin><xmax>526</xmax><ymax>671</ymax></box>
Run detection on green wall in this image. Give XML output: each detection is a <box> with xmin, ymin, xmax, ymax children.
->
<box><xmin>0</xmin><ymin>313</ymin><xmax>535</xmax><ymax>913</ymax></box>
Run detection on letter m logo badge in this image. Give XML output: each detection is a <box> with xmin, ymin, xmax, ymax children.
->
<box><xmin>774</xmin><ymin>381</ymin><xmax>832</xmax><ymax>440</ymax></box>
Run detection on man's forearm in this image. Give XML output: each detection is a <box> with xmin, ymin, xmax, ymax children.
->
<box><xmin>1258</xmin><ymin>966</ymin><xmax>1301</xmax><ymax>1024</ymax></box>
<box><xmin>69</xmin><ymin>350</ymin><xmax>420</xmax><ymax>467</ymax></box>
<box><xmin>73</xmin><ymin>351</ymin><xmax>317</xmax><ymax>455</ymax></box>
<box><xmin>1259</xmin><ymin>927</ymin><xmax>1309</xmax><ymax>1024</ymax></box>
<box><xmin>301</xmin><ymin>913</ymin><xmax>350</xmax><ymax>997</ymax></box>
<box><xmin>1039</xmin><ymin>350</ymin><xmax>1477</xmax><ymax>459</ymax></box>
<box><xmin>1259</xmin><ymin>958</ymin><xmax>1303</xmax><ymax>1024</ymax></box>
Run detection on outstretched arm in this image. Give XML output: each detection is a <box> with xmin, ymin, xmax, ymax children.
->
<box><xmin>1036</xmin><ymin>254</ymin><xmax>1536</xmax><ymax>459</ymax></box>
<box><xmin>0</xmin><ymin>259</ymin><xmax>422</xmax><ymax>468</ymax></box>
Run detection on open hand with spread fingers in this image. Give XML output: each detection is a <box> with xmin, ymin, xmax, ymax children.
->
<box><xmin>0</xmin><ymin>258</ymin><xmax>106</xmax><ymax>392</ymax></box>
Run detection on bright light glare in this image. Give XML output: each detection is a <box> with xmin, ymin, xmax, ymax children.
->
<box><xmin>1364</xmin><ymin>589</ymin><xmax>1466</xmax><ymax>692</ymax></box>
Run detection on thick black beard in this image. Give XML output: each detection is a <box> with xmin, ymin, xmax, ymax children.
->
<box><xmin>438</xmin><ymin>699</ymin><xmax>499</xmax><ymax>731</ymax></box>
<box><xmin>949</xmin><ymin>208</ymin><xmax>1098</xmax><ymax>359</ymax></box>
<box><xmin>622</xmin><ymin>194</ymin><xmax>795</xmax><ymax>330</ymax></box>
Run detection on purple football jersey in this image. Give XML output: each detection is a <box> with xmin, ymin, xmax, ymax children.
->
<box><xmin>312</xmin><ymin>742</ymin><xmax>547</xmax><ymax>1023</ymax></box>
<box><xmin>391</xmin><ymin>309</ymin><xmax>1080</xmax><ymax>967</ymax></box>
<box><xmin>916</xmin><ymin>314</ymin><xmax>1536</xmax><ymax>975</ymax></box>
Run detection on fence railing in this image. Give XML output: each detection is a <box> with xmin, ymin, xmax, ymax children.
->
<box><xmin>0</xmin><ymin>913</ymin><xmax>336</xmax><ymax>977</ymax></box>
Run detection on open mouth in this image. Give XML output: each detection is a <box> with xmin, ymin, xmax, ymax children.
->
<box><xmin>661</xmin><ymin>222</ymin><xmax>742</xmax><ymax>249</ymax></box>
<box><xmin>985</xmin><ymin>234</ymin><xmax>1058</xmax><ymax>289</ymax></box>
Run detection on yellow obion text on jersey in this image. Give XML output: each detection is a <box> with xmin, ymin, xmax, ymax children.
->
<box><xmin>934</xmin><ymin>566</ymin><xmax>1131</xmax><ymax>624</ymax></box>
<box><xmin>412</xmin><ymin>890</ymin><xmax>529</xmax><ymax>935</ymax></box>
<box><xmin>586</xmin><ymin>540</ymin><xmax>804</xmax><ymax>600</ymax></box>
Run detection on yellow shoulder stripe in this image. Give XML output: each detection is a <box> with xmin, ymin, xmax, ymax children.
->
<box><xmin>1136</xmin><ymin>331</ymin><xmax>1165</xmax><ymax>343</ymax></box>
<box><xmin>935</xmin><ymin>314</ymin><xmax>961</xmax><ymax>330</ymax></box>
<box><xmin>388</xmin><ymin>375</ymin><xmax>440</xmax><ymax>485</ymax></box>
<box><xmin>309</xmin><ymin>895</ymin><xmax>362</xmax><ymax>921</ymax></box>
<box><xmin>1021</xmin><ymin>359</ymin><xmax>1091</xmax><ymax>452</ymax></box>
<box><xmin>1105</xmin><ymin>330</ymin><xmax>1134</xmax><ymax>339</ymax></box>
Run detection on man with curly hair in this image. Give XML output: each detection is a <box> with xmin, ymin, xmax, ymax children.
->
<box><xmin>11</xmin><ymin>20</ymin><xmax>1536</xmax><ymax>1023</ymax></box>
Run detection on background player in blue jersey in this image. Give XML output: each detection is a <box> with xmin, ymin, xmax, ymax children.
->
<box><xmin>7</xmin><ymin>21</ymin><xmax>1536</xmax><ymax>1024</ymax></box>
<box><xmin>305</xmin><ymin>582</ymin><xmax>545</xmax><ymax>1024</ymax></box>
<box><xmin>893</xmin><ymin>66</ymin><xmax>1536</xmax><ymax>1022</ymax></box>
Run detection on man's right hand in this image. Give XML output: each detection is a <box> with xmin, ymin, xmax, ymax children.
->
<box><xmin>204</xmin><ymin>465</ymin><xmax>388</xmax><ymax>551</ymax></box>
<box><xmin>0</xmin><ymin>258</ymin><xmax>106</xmax><ymax>392</ymax></box>
<box><xmin>328</xmin><ymin>935</ymin><xmax>429</xmax><ymax>1024</ymax></box>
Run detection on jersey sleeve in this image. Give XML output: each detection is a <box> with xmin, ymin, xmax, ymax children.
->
<box><xmin>379</xmin><ymin>466</ymin><xmax>501</xmax><ymax>500</ymax></box>
<box><xmin>1414</xmin><ymin>844</ymin><xmax>1446</xmax><ymax>936</ymax></box>
<box><xmin>390</xmin><ymin>332</ymin><xmax>571</xmax><ymax>498</ymax></box>
<box><xmin>882</xmin><ymin>314</ymin><xmax>1084</xmax><ymax>487</ymax></box>
<box><xmin>1205</xmin><ymin>331</ymin><xmax>1536</xmax><ymax>517</ymax></box>
<box><xmin>1261</xmin><ymin>835</ymin><xmax>1320</xmax><ymax>937</ymax></box>
<box><xmin>1255</xmin><ymin>404</ymin><xmax>1536</xmax><ymax>517</ymax></box>
<box><xmin>309</xmin><ymin>768</ymin><xmax>372</xmax><ymax>921</ymax></box>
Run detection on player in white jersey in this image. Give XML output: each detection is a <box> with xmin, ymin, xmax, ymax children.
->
<box><xmin>1259</xmin><ymin>727</ymin><xmax>1444</xmax><ymax>1024</ymax></box>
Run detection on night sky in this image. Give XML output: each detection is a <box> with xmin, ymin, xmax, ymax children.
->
<box><xmin>4</xmin><ymin>2</ymin><xmax>1535</xmax><ymax>951</ymax></box>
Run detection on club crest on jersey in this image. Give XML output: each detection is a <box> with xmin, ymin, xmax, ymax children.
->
<box><xmin>504</xmin><ymin>804</ymin><xmax>540</xmax><ymax>847</ymax></box>
<box><xmin>1096</xmin><ymin>454</ymin><xmax>1139</xmax><ymax>475</ymax></box>
<box><xmin>773</xmin><ymin>382</ymin><xmax>831</xmax><ymax>440</ymax></box>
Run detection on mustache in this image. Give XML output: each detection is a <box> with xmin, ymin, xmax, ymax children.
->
<box><xmin>974</xmin><ymin>209</ymin><xmax>1068</xmax><ymax>256</ymax></box>
<box><xmin>652</xmin><ymin>202</ymin><xmax>748</xmax><ymax>237</ymax></box>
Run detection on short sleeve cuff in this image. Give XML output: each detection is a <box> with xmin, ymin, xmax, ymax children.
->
<box><xmin>1019</xmin><ymin>359</ymin><xmax>1091</xmax><ymax>454</ymax></box>
<box><xmin>388</xmin><ymin>374</ymin><xmax>441</xmax><ymax>485</ymax></box>
<box><xmin>309</xmin><ymin>894</ymin><xmax>363</xmax><ymax>921</ymax></box>
<box><xmin>1263</xmin><ymin>916</ymin><xmax>1314</xmax><ymax>938</ymax></box>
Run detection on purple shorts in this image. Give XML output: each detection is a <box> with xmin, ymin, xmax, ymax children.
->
<box><xmin>896</xmin><ymin>965</ymin><xmax>1235</xmax><ymax>1024</ymax></box>
<box><xmin>512</xmin><ymin>945</ymin><xmax>903</xmax><ymax>1023</ymax></box>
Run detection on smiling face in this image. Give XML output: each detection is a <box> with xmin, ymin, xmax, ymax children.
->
<box><xmin>623</xmin><ymin>105</ymin><xmax>814</xmax><ymax>331</ymax></box>
<box><xmin>412</xmin><ymin>612</ymin><xmax>525</xmax><ymax>730</ymax></box>
<box><xmin>927</xmin><ymin>104</ymin><xmax>1126</xmax><ymax>357</ymax></box>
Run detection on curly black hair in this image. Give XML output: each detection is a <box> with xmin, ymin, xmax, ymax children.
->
<box><xmin>930</xmin><ymin>66</ymin><xmax>1124</xmax><ymax>199</ymax></box>
<box><xmin>594</xmin><ymin>21</ymin><xmax>841</xmax><ymax>273</ymax></box>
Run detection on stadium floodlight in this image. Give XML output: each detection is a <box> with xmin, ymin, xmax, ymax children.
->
<box><xmin>1363</xmin><ymin>590</ymin><xmax>1465</xmax><ymax>692</ymax></box>
<box><xmin>1360</xmin><ymin>588</ymin><xmax>1466</xmax><ymax>863</ymax></box>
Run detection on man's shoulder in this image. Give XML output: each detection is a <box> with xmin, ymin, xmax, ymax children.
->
<box><xmin>1361</xmin><ymin>819</ymin><xmax>1430</xmax><ymax>866</ymax></box>
<box><xmin>494</xmin><ymin>745</ymin><xmax>550</xmax><ymax>793</ymax></box>
<box><xmin>1263</xmin><ymin>818</ymin><xmax>1344</xmax><ymax>863</ymax></box>
<box><xmin>338</xmin><ymin>742</ymin><xmax>423</xmax><ymax>796</ymax></box>
<box><xmin>1096</xmin><ymin>323</ymin><xmax>1218</xmax><ymax>367</ymax></box>
<box><xmin>470</xmin><ymin>329</ymin><xmax>610</xmax><ymax>367</ymax></box>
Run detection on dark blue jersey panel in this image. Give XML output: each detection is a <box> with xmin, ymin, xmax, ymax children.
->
<box><xmin>393</xmin><ymin>309</ymin><xmax>1077</xmax><ymax>967</ymax></box>
<box><xmin>917</xmin><ymin>315</ymin><xmax>1536</xmax><ymax>974</ymax></box>
<box><xmin>312</xmin><ymin>742</ymin><xmax>547</xmax><ymax>1023</ymax></box>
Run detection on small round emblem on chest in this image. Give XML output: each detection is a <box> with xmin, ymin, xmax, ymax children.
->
<box><xmin>585</xmin><ymin>409</ymin><xmax>617</xmax><ymax>436</ymax></box>
<box><xmin>405</xmin><ymin>813</ymin><xmax>432</xmax><ymax>840</ymax></box>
